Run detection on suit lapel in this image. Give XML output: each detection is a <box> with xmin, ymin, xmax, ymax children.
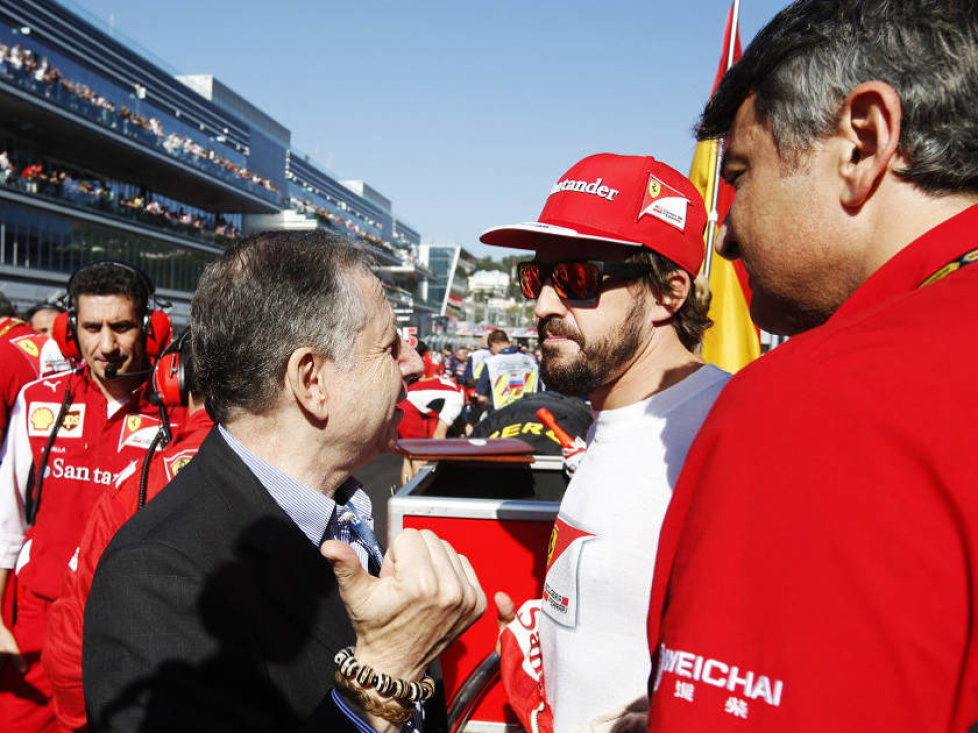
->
<box><xmin>201</xmin><ymin>431</ymin><xmax>356</xmax><ymax>653</ymax></box>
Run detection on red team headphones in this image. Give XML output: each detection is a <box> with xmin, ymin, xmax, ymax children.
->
<box><xmin>50</xmin><ymin>260</ymin><xmax>172</xmax><ymax>362</ymax></box>
<box><xmin>150</xmin><ymin>328</ymin><xmax>193</xmax><ymax>407</ymax></box>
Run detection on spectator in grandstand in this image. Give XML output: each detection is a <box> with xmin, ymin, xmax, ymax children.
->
<box><xmin>83</xmin><ymin>230</ymin><xmax>484</xmax><ymax>732</ymax></box>
<box><xmin>645</xmin><ymin>1</ymin><xmax>978</xmax><ymax>729</ymax></box>
<box><xmin>20</xmin><ymin>162</ymin><xmax>41</xmax><ymax>193</ymax></box>
<box><xmin>0</xmin><ymin>262</ymin><xmax>164</xmax><ymax>732</ymax></box>
<box><xmin>481</xmin><ymin>153</ymin><xmax>730</xmax><ymax>733</ymax></box>
<box><xmin>0</xmin><ymin>37</ymin><xmax>278</xmax><ymax>195</ymax></box>
<box><xmin>474</xmin><ymin>329</ymin><xmax>539</xmax><ymax>413</ymax></box>
<box><xmin>25</xmin><ymin>302</ymin><xmax>64</xmax><ymax>336</ymax></box>
<box><xmin>0</xmin><ymin>149</ymin><xmax>239</xmax><ymax>241</ymax></box>
<box><xmin>0</xmin><ymin>151</ymin><xmax>13</xmax><ymax>185</ymax></box>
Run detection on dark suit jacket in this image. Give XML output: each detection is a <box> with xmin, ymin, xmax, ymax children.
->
<box><xmin>83</xmin><ymin>428</ymin><xmax>367</xmax><ymax>732</ymax></box>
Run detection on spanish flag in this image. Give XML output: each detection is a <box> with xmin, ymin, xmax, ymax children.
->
<box><xmin>692</xmin><ymin>1</ymin><xmax>761</xmax><ymax>372</ymax></box>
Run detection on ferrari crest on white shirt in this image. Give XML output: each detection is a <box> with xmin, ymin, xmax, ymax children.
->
<box><xmin>541</xmin><ymin>515</ymin><xmax>595</xmax><ymax>628</ymax></box>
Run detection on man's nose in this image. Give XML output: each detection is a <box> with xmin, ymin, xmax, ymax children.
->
<box><xmin>715</xmin><ymin>221</ymin><xmax>740</xmax><ymax>261</ymax></box>
<box><xmin>400</xmin><ymin>342</ymin><xmax>424</xmax><ymax>381</ymax></box>
<box><xmin>533</xmin><ymin>282</ymin><xmax>566</xmax><ymax>321</ymax></box>
<box><xmin>97</xmin><ymin>326</ymin><xmax>117</xmax><ymax>354</ymax></box>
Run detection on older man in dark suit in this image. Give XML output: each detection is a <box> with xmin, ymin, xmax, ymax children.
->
<box><xmin>83</xmin><ymin>230</ymin><xmax>485</xmax><ymax>732</ymax></box>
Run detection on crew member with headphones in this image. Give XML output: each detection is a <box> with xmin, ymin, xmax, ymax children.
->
<box><xmin>0</xmin><ymin>260</ymin><xmax>171</xmax><ymax>732</ymax></box>
<box><xmin>42</xmin><ymin>330</ymin><xmax>213</xmax><ymax>731</ymax></box>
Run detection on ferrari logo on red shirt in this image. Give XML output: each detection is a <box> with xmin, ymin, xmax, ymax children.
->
<box><xmin>14</xmin><ymin>336</ymin><xmax>39</xmax><ymax>358</ymax></box>
<box><xmin>118</xmin><ymin>414</ymin><xmax>162</xmax><ymax>451</ymax></box>
<box><xmin>164</xmin><ymin>449</ymin><xmax>199</xmax><ymax>479</ymax></box>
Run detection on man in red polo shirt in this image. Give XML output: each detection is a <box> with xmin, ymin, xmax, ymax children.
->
<box><xmin>0</xmin><ymin>262</ymin><xmax>166</xmax><ymax>732</ymax></box>
<box><xmin>646</xmin><ymin>1</ymin><xmax>978</xmax><ymax>730</ymax></box>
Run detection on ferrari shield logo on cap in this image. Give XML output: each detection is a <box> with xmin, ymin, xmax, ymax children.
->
<box><xmin>638</xmin><ymin>174</ymin><xmax>689</xmax><ymax>231</ymax></box>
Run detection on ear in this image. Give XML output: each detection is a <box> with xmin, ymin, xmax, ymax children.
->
<box><xmin>284</xmin><ymin>348</ymin><xmax>330</xmax><ymax>422</ymax></box>
<box><xmin>836</xmin><ymin>81</ymin><xmax>903</xmax><ymax>208</ymax></box>
<box><xmin>651</xmin><ymin>270</ymin><xmax>693</xmax><ymax>321</ymax></box>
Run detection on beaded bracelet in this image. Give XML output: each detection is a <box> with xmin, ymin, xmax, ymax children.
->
<box><xmin>334</xmin><ymin>671</ymin><xmax>415</xmax><ymax>726</ymax></box>
<box><xmin>334</xmin><ymin>646</ymin><xmax>436</xmax><ymax>703</ymax></box>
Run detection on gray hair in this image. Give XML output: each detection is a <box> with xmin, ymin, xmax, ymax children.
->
<box><xmin>698</xmin><ymin>0</ymin><xmax>978</xmax><ymax>195</ymax></box>
<box><xmin>192</xmin><ymin>230</ymin><xmax>373</xmax><ymax>424</ymax></box>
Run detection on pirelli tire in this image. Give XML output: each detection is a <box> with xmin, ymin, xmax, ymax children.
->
<box><xmin>470</xmin><ymin>391</ymin><xmax>592</xmax><ymax>455</ymax></box>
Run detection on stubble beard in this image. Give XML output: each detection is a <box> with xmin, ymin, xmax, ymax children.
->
<box><xmin>538</xmin><ymin>297</ymin><xmax>646</xmax><ymax>398</ymax></box>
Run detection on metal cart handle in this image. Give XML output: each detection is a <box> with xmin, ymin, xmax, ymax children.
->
<box><xmin>447</xmin><ymin>651</ymin><xmax>501</xmax><ymax>733</ymax></box>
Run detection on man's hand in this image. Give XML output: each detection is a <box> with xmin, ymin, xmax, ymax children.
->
<box><xmin>0</xmin><ymin>620</ymin><xmax>25</xmax><ymax>674</ymax></box>
<box><xmin>496</xmin><ymin>596</ymin><xmax>552</xmax><ymax>733</ymax></box>
<box><xmin>321</xmin><ymin>528</ymin><xmax>486</xmax><ymax>683</ymax></box>
<box><xmin>494</xmin><ymin>590</ymin><xmax>516</xmax><ymax>654</ymax></box>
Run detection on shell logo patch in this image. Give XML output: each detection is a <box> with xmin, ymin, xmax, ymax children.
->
<box><xmin>118</xmin><ymin>414</ymin><xmax>162</xmax><ymax>451</ymax></box>
<box><xmin>28</xmin><ymin>402</ymin><xmax>86</xmax><ymax>437</ymax></box>
<box><xmin>164</xmin><ymin>449</ymin><xmax>198</xmax><ymax>480</ymax></box>
<box><xmin>638</xmin><ymin>174</ymin><xmax>689</xmax><ymax>231</ymax></box>
<box><xmin>29</xmin><ymin>406</ymin><xmax>55</xmax><ymax>433</ymax></box>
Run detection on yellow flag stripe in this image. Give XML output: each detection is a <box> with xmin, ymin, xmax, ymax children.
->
<box><xmin>689</xmin><ymin>138</ymin><xmax>761</xmax><ymax>372</ymax></box>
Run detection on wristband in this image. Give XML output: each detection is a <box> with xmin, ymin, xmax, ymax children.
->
<box><xmin>334</xmin><ymin>646</ymin><xmax>436</xmax><ymax>703</ymax></box>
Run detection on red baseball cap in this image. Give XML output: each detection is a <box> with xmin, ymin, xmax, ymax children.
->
<box><xmin>480</xmin><ymin>153</ymin><xmax>707</xmax><ymax>274</ymax></box>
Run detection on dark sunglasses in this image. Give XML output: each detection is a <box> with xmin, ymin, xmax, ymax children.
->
<box><xmin>517</xmin><ymin>260</ymin><xmax>652</xmax><ymax>301</ymax></box>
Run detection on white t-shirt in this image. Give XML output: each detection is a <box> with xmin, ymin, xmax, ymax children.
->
<box><xmin>539</xmin><ymin>364</ymin><xmax>730</xmax><ymax>733</ymax></box>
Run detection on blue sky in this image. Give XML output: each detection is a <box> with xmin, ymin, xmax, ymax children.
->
<box><xmin>66</xmin><ymin>0</ymin><xmax>788</xmax><ymax>258</ymax></box>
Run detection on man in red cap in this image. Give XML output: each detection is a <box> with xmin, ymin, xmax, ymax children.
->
<box><xmin>482</xmin><ymin>153</ymin><xmax>730</xmax><ymax>733</ymax></box>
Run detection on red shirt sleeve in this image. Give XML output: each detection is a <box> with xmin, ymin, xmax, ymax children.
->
<box><xmin>0</xmin><ymin>340</ymin><xmax>38</xmax><ymax>432</ymax></box>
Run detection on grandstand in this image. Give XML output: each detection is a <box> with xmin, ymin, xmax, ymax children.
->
<box><xmin>0</xmin><ymin>0</ymin><xmax>434</xmax><ymax>327</ymax></box>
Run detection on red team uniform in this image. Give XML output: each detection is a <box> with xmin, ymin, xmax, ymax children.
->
<box><xmin>0</xmin><ymin>368</ymin><xmax>162</xmax><ymax>731</ymax></box>
<box><xmin>42</xmin><ymin>408</ymin><xmax>213</xmax><ymax>730</ymax></box>
<box><xmin>647</xmin><ymin>206</ymin><xmax>978</xmax><ymax>730</ymax></box>
<box><xmin>0</xmin><ymin>317</ymin><xmax>64</xmax><ymax>436</ymax></box>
